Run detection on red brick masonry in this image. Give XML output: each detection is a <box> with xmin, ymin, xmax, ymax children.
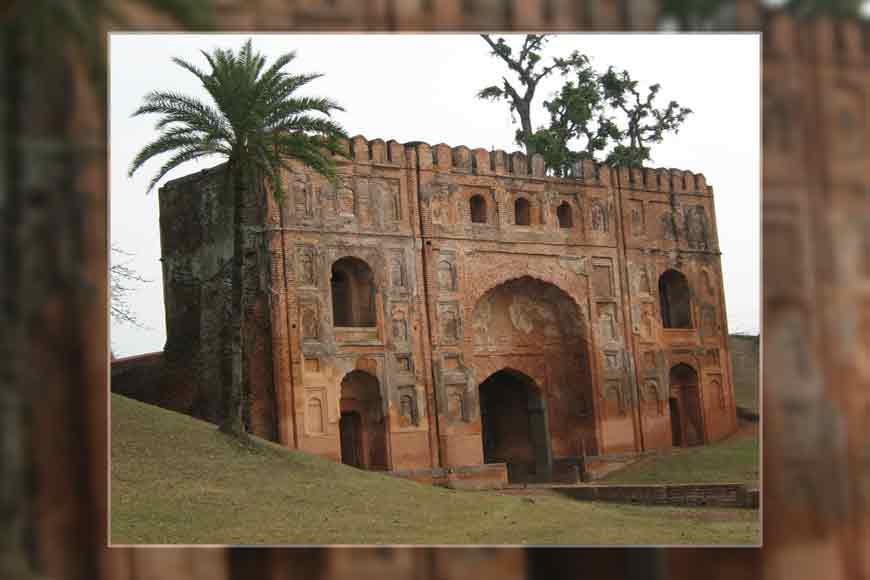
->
<box><xmin>144</xmin><ymin>136</ymin><xmax>738</xmax><ymax>489</ymax></box>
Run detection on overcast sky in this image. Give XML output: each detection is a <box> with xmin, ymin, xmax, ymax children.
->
<box><xmin>110</xmin><ymin>33</ymin><xmax>760</xmax><ymax>357</ymax></box>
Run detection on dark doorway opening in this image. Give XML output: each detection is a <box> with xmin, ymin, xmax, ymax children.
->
<box><xmin>339</xmin><ymin>370</ymin><xmax>388</xmax><ymax>470</ymax></box>
<box><xmin>669</xmin><ymin>363</ymin><xmax>704</xmax><ymax>447</ymax></box>
<box><xmin>668</xmin><ymin>397</ymin><xmax>682</xmax><ymax>447</ymax></box>
<box><xmin>479</xmin><ymin>369</ymin><xmax>551</xmax><ymax>483</ymax></box>
<box><xmin>470</xmin><ymin>194</ymin><xmax>487</xmax><ymax>223</ymax></box>
<box><xmin>557</xmin><ymin>202</ymin><xmax>573</xmax><ymax>228</ymax></box>
<box><xmin>514</xmin><ymin>197</ymin><xmax>531</xmax><ymax>225</ymax></box>
<box><xmin>339</xmin><ymin>411</ymin><xmax>363</xmax><ymax>468</ymax></box>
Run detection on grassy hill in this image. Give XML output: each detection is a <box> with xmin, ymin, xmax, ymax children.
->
<box><xmin>601</xmin><ymin>424</ymin><xmax>759</xmax><ymax>485</ymax></box>
<box><xmin>111</xmin><ymin>394</ymin><xmax>759</xmax><ymax>545</ymax></box>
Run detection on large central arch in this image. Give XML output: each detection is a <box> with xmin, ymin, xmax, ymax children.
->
<box><xmin>470</xmin><ymin>276</ymin><xmax>598</xmax><ymax>476</ymax></box>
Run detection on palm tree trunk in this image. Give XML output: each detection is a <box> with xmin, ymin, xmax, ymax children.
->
<box><xmin>222</xmin><ymin>161</ymin><xmax>246</xmax><ymax>436</ymax></box>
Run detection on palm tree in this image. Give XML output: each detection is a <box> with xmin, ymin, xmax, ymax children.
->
<box><xmin>129</xmin><ymin>39</ymin><xmax>348</xmax><ymax>437</ymax></box>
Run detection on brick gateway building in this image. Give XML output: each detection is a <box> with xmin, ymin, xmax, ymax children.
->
<box><xmin>157</xmin><ymin>136</ymin><xmax>737</xmax><ymax>486</ymax></box>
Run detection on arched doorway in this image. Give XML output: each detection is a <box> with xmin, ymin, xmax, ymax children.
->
<box><xmin>331</xmin><ymin>257</ymin><xmax>376</xmax><ymax>327</ymax></box>
<box><xmin>471</xmin><ymin>276</ymin><xmax>597</xmax><ymax>477</ymax></box>
<box><xmin>339</xmin><ymin>370</ymin><xmax>388</xmax><ymax>470</ymax></box>
<box><xmin>668</xmin><ymin>363</ymin><xmax>704</xmax><ymax>447</ymax></box>
<box><xmin>479</xmin><ymin>369</ymin><xmax>551</xmax><ymax>483</ymax></box>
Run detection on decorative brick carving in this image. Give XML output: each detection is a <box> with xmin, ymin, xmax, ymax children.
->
<box><xmin>391</xmin><ymin>304</ymin><xmax>409</xmax><ymax>344</ymax></box>
<box><xmin>438</xmin><ymin>302</ymin><xmax>461</xmax><ymax>344</ymax></box>
<box><xmin>592</xmin><ymin>259</ymin><xmax>614</xmax><ymax>297</ymax></box>
<box><xmin>437</xmin><ymin>253</ymin><xmax>457</xmax><ymax>292</ymax></box>
<box><xmin>300</xmin><ymin>300</ymin><xmax>320</xmax><ymax>340</ymax></box>
<box><xmin>398</xmin><ymin>385</ymin><xmax>419</xmax><ymax>427</ymax></box>
<box><xmin>390</xmin><ymin>253</ymin><xmax>406</xmax><ymax>289</ymax></box>
<box><xmin>297</xmin><ymin>245</ymin><xmax>318</xmax><ymax>287</ymax></box>
<box><xmin>590</xmin><ymin>199</ymin><xmax>609</xmax><ymax>232</ymax></box>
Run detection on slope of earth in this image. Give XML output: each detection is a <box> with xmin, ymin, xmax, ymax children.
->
<box><xmin>111</xmin><ymin>394</ymin><xmax>759</xmax><ymax>545</ymax></box>
<box><xmin>600</xmin><ymin>422</ymin><xmax>759</xmax><ymax>485</ymax></box>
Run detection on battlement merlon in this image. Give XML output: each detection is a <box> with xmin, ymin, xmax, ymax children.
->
<box><xmin>156</xmin><ymin>135</ymin><xmax>713</xmax><ymax>197</ymax></box>
<box><xmin>330</xmin><ymin>135</ymin><xmax>713</xmax><ymax>195</ymax></box>
<box><xmin>764</xmin><ymin>10</ymin><xmax>868</xmax><ymax>66</ymax></box>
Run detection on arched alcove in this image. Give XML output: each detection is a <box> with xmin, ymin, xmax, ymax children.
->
<box><xmin>471</xmin><ymin>276</ymin><xmax>597</xmax><ymax>463</ymax></box>
<box><xmin>470</xmin><ymin>194</ymin><xmax>487</xmax><ymax>223</ymax></box>
<box><xmin>659</xmin><ymin>269</ymin><xmax>692</xmax><ymax>329</ymax></box>
<box><xmin>331</xmin><ymin>257</ymin><xmax>376</xmax><ymax>327</ymax></box>
<box><xmin>557</xmin><ymin>202</ymin><xmax>573</xmax><ymax>228</ymax></box>
<box><xmin>514</xmin><ymin>197</ymin><xmax>531</xmax><ymax>226</ymax></box>
<box><xmin>668</xmin><ymin>363</ymin><xmax>703</xmax><ymax>447</ymax></box>
<box><xmin>339</xmin><ymin>370</ymin><xmax>388</xmax><ymax>470</ymax></box>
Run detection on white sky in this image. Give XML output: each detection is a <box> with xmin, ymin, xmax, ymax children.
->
<box><xmin>110</xmin><ymin>33</ymin><xmax>760</xmax><ymax>357</ymax></box>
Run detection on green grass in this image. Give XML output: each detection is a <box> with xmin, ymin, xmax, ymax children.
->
<box><xmin>601</xmin><ymin>433</ymin><xmax>759</xmax><ymax>485</ymax></box>
<box><xmin>111</xmin><ymin>394</ymin><xmax>759</xmax><ymax>545</ymax></box>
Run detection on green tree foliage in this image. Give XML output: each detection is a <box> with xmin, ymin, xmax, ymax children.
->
<box><xmin>480</xmin><ymin>35</ymin><xmax>692</xmax><ymax>173</ymax></box>
<box><xmin>658</xmin><ymin>0</ymin><xmax>731</xmax><ymax>29</ymax></box>
<box><xmin>782</xmin><ymin>0</ymin><xmax>865</xmax><ymax>17</ymax></box>
<box><xmin>660</xmin><ymin>0</ymin><xmax>866</xmax><ymax>29</ymax></box>
<box><xmin>527</xmin><ymin>53</ymin><xmax>621</xmax><ymax>176</ymax></box>
<box><xmin>600</xmin><ymin>67</ymin><xmax>692</xmax><ymax>167</ymax></box>
<box><xmin>477</xmin><ymin>34</ymin><xmax>587</xmax><ymax>164</ymax></box>
<box><xmin>129</xmin><ymin>40</ymin><xmax>348</xmax><ymax>436</ymax></box>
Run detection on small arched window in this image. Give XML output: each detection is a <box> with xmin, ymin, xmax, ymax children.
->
<box><xmin>331</xmin><ymin>257</ymin><xmax>376</xmax><ymax>327</ymax></box>
<box><xmin>557</xmin><ymin>202</ymin><xmax>573</xmax><ymax>228</ymax></box>
<box><xmin>470</xmin><ymin>194</ymin><xmax>487</xmax><ymax>223</ymax></box>
<box><xmin>514</xmin><ymin>197</ymin><xmax>531</xmax><ymax>226</ymax></box>
<box><xmin>307</xmin><ymin>397</ymin><xmax>324</xmax><ymax>434</ymax></box>
<box><xmin>400</xmin><ymin>394</ymin><xmax>418</xmax><ymax>425</ymax></box>
<box><xmin>659</xmin><ymin>269</ymin><xmax>692</xmax><ymax>329</ymax></box>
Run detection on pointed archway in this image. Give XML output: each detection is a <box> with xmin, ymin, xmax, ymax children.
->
<box><xmin>471</xmin><ymin>276</ymin><xmax>598</xmax><ymax>466</ymax></box>
<box><xmin>479</xmin><ymin>369</ymin><xmax>551</xmax><ymax>483</ymax></box>
<box><xmin>668</xmin><ymin>363</ymin><xmax>704</xmax><ymax>447</ymax></box>
<box><xmin>339</xmin><ymin>370</ymin><xmax>388</xmax><ymax>469</ymax></box>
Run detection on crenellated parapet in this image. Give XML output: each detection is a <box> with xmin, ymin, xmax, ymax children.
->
<box><xmin>615</xmin><ymin>165</ymin><xmax>710</xmax><ymax>195</ymax></box>
<box><xmin>332</xmin><ymin>135</ymin><xmax>710</xmax><ymax>193</ymax></box>
<box><xmin>763</xmin><ymin>9</ymin><xmax>870</xmax><ymax>66</ymax></box>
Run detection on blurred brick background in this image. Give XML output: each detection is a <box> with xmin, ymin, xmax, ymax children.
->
<box><xmin>2</xmin><ymin>1</ymin><xmax>868</xmax><ymax>579</ymax></box>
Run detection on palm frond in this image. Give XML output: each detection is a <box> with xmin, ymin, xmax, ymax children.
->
<box><xmin>132</xmin><ymin>39</ymin><xmax>348</xmax><ymax>199</ymax></box>
<box><xmin>128</xmin><ymin>128</ymin><xmax>210</xmax><ymax>176</ymax></box>
<box><xmin>171</xmin><ymin>55</ymin><xmax>209</xmax><ymax>84</ymax></box>
<box><xmin>145</xmin><ymin>145</ymin><xmax>216</xmax><ymax>192</ymax></box>
<box><xmin>268</xmin><ymin>115</ymin><xmax>347</xmax><ymax>138</ymax></box>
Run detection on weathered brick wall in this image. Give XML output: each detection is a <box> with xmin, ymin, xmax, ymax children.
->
<box><xmin>556</xmin><ymin>483</ymin><xmax>755</xmax><ymax>509</ymax></box>
<box><xmin>158</xmin><ymin>163</ymin><xmax>278</xmax><ymax>438</ymax></box>
<box><xmin>158</xmin><ymin>166</ymin><xmax>229</xmax><ymax>420</ymax></box>
<box><xmin>110</xmin><ymin>352</ymin><xmax>165</xmax><ymax>406</ymax></box>
<box><xmin>728</xmin><ymin>334</ymin><xmax>759</xmax><ymax>412</ymax></box>
<box><xmin>158</xmin><ymin>133</ymin><xmax>736</xmax><ymax>481</ymax></box>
